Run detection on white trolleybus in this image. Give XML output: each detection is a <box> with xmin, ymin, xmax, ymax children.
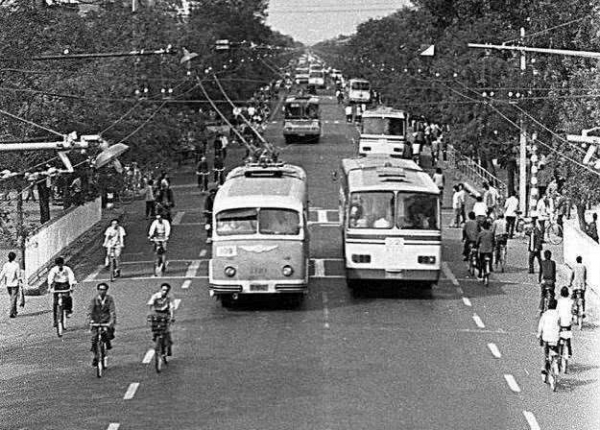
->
<box><xmin>339</xmin><ymin>156</ymin><xmax>441</xmax><ymax>289</ymax></box>
<box><xmin>347</xmin><ymin>78</ymin><xmax>371</xmax><ymax>104</ymax></box>
<box><xmin>359</xmin><ymin>107</ymin><xmax>411</xmax><ymax>158</ymax></box>
<box><xmin>282</xmin><ymin>95</ymin><xmax>321</xmax><ymax>143</ymax></box>
<box><xmin>209</xmin><ymin>162</ymin><xmax>309</xmax><ymax>307</ymax></box>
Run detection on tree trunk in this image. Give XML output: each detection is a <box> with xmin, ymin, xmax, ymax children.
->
<box><xmin>506</xmin><ymin>159</ymin><xmax>516</xmax><ymax>196</ymax></box>
<box><xmin>37</xmin><ymin>182</ymin><xmax>51</xmax><ymax>224</ymax></box>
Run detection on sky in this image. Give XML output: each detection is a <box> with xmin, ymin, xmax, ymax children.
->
<box><xmin>266</xmin><ymin>0</ymin><xmax>412</xmax><ymax>46</ymax></box>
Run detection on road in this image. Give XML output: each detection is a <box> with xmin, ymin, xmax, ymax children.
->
<box><xmin>0</xmin><ymin>90</ymin><xmax>598</xmax><ymax>430</ymax></box>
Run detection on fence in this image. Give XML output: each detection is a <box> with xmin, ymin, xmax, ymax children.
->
<box><xmin>448</xmin><ymin>145</ymin><xmax>508</xmax><ymax>199</ymax></box>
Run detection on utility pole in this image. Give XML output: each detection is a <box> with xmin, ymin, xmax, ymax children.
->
<box><xmin>518</xmin><ymin>27</ymin><xmax>528</xmax><ymax>215</ymax></box>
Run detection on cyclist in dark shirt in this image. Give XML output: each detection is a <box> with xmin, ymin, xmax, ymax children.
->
<box><xmin>539</xmin><ymin>250</ymin><xmax>556</xmax><ymax>313</ymax></box>
<box><xmin>476</xmin><ymin>220</ymin><xmax>494</xmax><ymax>278</ymax></box>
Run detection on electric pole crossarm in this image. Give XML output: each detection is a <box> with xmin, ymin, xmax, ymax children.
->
<box><xmin>468</xmin><ymin>43</ymin><xmax>600</xmax><ymax>60</ymax></box>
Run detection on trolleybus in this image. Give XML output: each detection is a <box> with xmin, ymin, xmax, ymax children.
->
<box><xmin>209</xmin><ymin>162</ymin><xmax>309</xmax><ymax>307</ymax></box>
<box><xmin>359</xmin><ymin>107</ymin><xmax>411</xmax><ymax>158</ymax></box>
<box><xmin>339</xmin><ymin>156</ymin><xmax>441</xmax><ymax>289</ymax></box>
<box><xmin>282</xmin><ymin>95</ymin><xmax>321</xmax><ymax>143</ymax></box>
<box><xmin>347</xmin><ymin>78</ymin><xmax>371</xmax><ymax>104</ymax></box>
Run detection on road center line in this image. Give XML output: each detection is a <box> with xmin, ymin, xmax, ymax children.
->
<box><xmin>199</xmin><ymin>249</ymin><xmax>207</xmax><ymax>257</ymax></box>
<box><xmin>523</xmin><ymin>411</ymin><xmax>541</xmax><ymax>430</ymax></box>
<box><xmin>441</xmin><ymin>262</ymin><xmax>459</xmax><ymax>286</ymax></box>
<box><xmin>107</xmin><ymin>424</ymin><xmax>120</xmax><ymax>430</ymax></box>
<box><xmin>123</xmin><ymin>382</ymin><xmax>140</xmax><ymax>400</ymax></box>
<box><xmin>504</xmin><ymin>374</ymin><xmax>521</xmax><ymax>393</ymax></box>
<box><xmin>317</xmin><ymin>210</ymin><xmax>328</xmax><ymax>223</ymax></box>
<box><xmin>487</xmin><ymin>343</ymin><xmax>502</xmax><ymax>358</ymax></box>
<box><xmin>185</xmin><ymin>260</ymin><xmax>201</xmax><ymax>278</ymax></box>
<box><xmin>314</xmin><ymin>259</ymin><xmax>326</xmax><ymax>278</ymax></box>
<box><xmin>462</xmin><ymin>297</ymin><xmax>472</xmax><ymax>307</ymax></box>
<box><xmin>181</xmin><ymin>280</ymin><xmax>191</xmax><ymax>289</ymax></box>
<box><xmin>172</xmin><ymin>211</ymin><xmax>185</xmax><ymax>225</ymax></box>
<box><xmin>142</xmin><ymin>349</ymin><xmax>155</xmax><ymax>364</ymax></box>
<box><xmin>472</xmin><ymin>313</ymin><xmax>485</xmax><ymax>328</ymax></box>
<box><xmin>173</xmin><ymin>299</ymin><xmax>181</xmax><ymax>310</ymax></box>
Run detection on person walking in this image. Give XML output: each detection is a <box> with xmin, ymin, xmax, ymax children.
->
<box><xmin>482</xmin><ymin>182</ymin><xmax>499</xmax><ymax>218</ymax></box>
<box><xmin>451</xmin><ymin>185</ymin><xmax>461</xmax><ymax>228</ymax></box>
<box><xmin>213</xmin><ymin>155</ymin><xmax>224</xmax><ymax>186</ymax></box>
<box><xmin>504</xmin><ymin>192</ymin><xmax>519</xmax><ymax>238</ymax></box>
<box><xmin>527</xmin><ymin>218</ymin><xmax>544</xmax><ymax>275</ymax></box>
<box><xmin>196</xmin><ymin>156</ymin><xmax>210</xmax><ymax>192</ymax></box>
<box><xmin>586</xmin><ymin>213</ymin><xmax>599</xmax><ymax>243</ymax></box>
<box><xmin>345</xmin><ymin>105</ymin><xmax>353</xmax><ymax>123</ymax></box>
<box><xmin>144</xmin><ymin>179</ymin><xmax>156</xmax><ymax>219</ymax></box>
<box><xmin>0</xmin><ymin>252</ymin><xmax>23</xmax><ymax>318</ymax></box>
<box><xmin>433</xmin><ymin>168</ymin><xmax>445</xmax><ymax>203</ymax></box>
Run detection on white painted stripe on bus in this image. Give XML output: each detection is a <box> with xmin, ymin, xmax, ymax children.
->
<box><xmin>315</xmin><ymin>259</ymin><xmax>326</xmax><ymax>278</ymax></box>
<box><xmin>504</xmin><ymin>374</ymin><xmax>521</xmax><ymax>393</ymax></box>
<box><xmin>318</xmin><ymin>210</ymin><xmax>329</xmax><ymax>223</ymax></box>
<box><xmin>84</xmin><ymin>266</ymin><xmax>103</xmax><ymax>283</ymax></box>
<box><xmin>199</xmin><ymin>249</ymin><xmax>207</xmax><ymax>257</ymax></box>
<box><xmin>173</xmin><ymin>299</ymin><xmax>181</xmax><ymax>310</ymax></box>
<box><xmin>462</xmin><ymin>297</ymin><xmax>472</xmax><ymax>307</ymax></box>
<box><xmin>487</xmin><ymin>343</ymin><xmax>502</xmax><ymax>358</ymax></box>
<box><xmin>185</xmin><ymin>260</ymin><xmax>201</xmax><ymax>278</ymax></box>
<box><xmin>472</xmin><ymin>314</ymin><xmax>485</xmax><ymax>328</ymax></box>
<box><xmin>123</xmin><ymin>382</ymin><xmax>140</xmax><ymax>400</ymax></box>
<box><xmin>441</xmin><ymin>262</ymin><xmax>459</xmax><ymax>286</ymax></box>
<box><xmin>523</xmin><ymin>411</ymin><xmax>541</xmax><ymax>430</ymax></box>
<box><xmin>107</xmin><ymin>424</ymin><xmax>120</xmax><ymax>430</ymax></box>
<box><xmin>142</xmin><ymin>349</ymin><xmax>155</xmax><ymax>364</ymax></box>
<box><xmin>172</xmin><ymin>211</ymin><xmax>185</xmax><ymax>225</ymax></box>
<box><xmin>181</xmin><ymin>280</ymin><xmax>191</xmax><ymax>289</ymax></box>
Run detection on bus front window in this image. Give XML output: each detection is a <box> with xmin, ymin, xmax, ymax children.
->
<box><xmin>216</xmin><ymin>208</ymin><xmax>258</xmax><ymax>235</ymax></box>
<box><xmin>285</xmin><ymin>104</ymin><xmax>303</xmax><ymax>119</ymax></box>
<box><xmin>362</xmin><ymin>118</ymin><xmax>385</xmax><ymax>135</ymax></box>
<box><xmin>388</xmin><ymin>118</ymin><xmax>405</xmax><ymax>136</ymax></box>
<box><xmin>396</xmin><ymin>193</ymin><xmax>439</xmax><ymax>230</ymax></box>
<box><xmin>348</xmin><ymin>192</ymin><xmax>394</xmax><ymax>229</ymax></box>
<box><xmin>259</xmin><ymin>209</ymin><xmax>300</xmax><ymax>235</ymax></box>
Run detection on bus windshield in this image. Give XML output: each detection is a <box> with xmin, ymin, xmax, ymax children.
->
<box><xmin>351</xmin><ymin>81</ymin><xmax>370</xmax><ymax>91</ymax></box>
<box><xmin>348</xmin><ymin>191</ymin><xmax>394</xmax><ymax>229</ymax></box>
<box><xmin>362</xmin><ymin>117</ymin><xmax>406</xmax><ymax>136</ymax></box>
<box><xmin>310</xmin><ymin>71</ymin><xmax>324</xmax><ymax>78</ymax></box>
<box><xmin>396</xmin><ymin>193</ymin><xmax>438</xmax><ymax>230</ymax></box>
<box><xmin>216</xmin><ymin>208</ymin><xmax>300</xmax><ymax>236</ymax></box>
<box><xmin>285</xmin><ymin>102</ymin><xmax>319</xmax><ymax>119</ymax></box>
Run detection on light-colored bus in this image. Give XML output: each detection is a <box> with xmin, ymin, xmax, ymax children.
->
<box><xmin>339</xmin><ymin>156</ymin><xmax>441</xmax><ymax>289</ymax></box>
<box><xmin>209</xmin><ymin>162</ymin><xmax>309</xmax><ymax>307</ymax></box>
<box><xmin>347</xmin><ymin>78</ymin><xmax>371</xmax><ymax>104</ymax></box>
<box><xmin>359</xmin><ymin>107</ymin><xmax>411</xmax><ymax>158</ymax></box>
<box><xmin>282</xmin><ymin>95</ymin><xmax>321</xmax><ymax>143</ymax></box>
<box><xmin>294</xmin><ymin>67</ymin><xmax>310</xmax><ymax>85</ymax></box>
<box><xmin>309</xmin><ymin>70</ymin><xmax>326</xmax><ymax>88</ymax></box>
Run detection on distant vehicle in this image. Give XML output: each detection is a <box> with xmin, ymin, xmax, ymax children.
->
<box><xmin>347</xmin><ymin>78</ymin><xmax>371</xmax><ymax>104</ymax></box>
<box><xmin>339</xmin><ymin>156</ymin><xmax>441</xmax><ymax>289</ymax></box>
<box><xmin>209</xmin><ymin>162</ymin><xmax>309</xmax><ymax>307</ymax></box>
<box><xmin>330</xmin><ymin>69</ymin><xmax>342</xmax><ymax>81</ymax></box>
<box><xmin>294</xmin><ymin>67</ymin><xmax>310</xmax><ymax>85</ymax></box>
<box><xmin>359</xmin><ymin>107</ymin><xmax>411</xmax><ymax>158</ymax></box>
<box><xmin>308</xmin><ymin>70</ymin><xmax>326</xmax><ymax>89</ymax></box>
<box><xmin>282</xmin><ymin>95</ymin><xmax>321</xmax><ymax>143</ymax></box>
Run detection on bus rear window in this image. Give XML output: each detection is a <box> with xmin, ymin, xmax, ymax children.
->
<box><xmin>396</xmin><ymin>193</ymin><xmax>438</xmax><ymax>230</ymax></box>
<box><xmin>351</xmin><ymin>82</ymin><xmax>370</xmax><ymax>91</ymax></box>
<box><xmin>216</xmin><ymin>209</ymin><xmax>257</xmax><ymax>235</ymax></box>
<box><xmin>259</xmin><ymin>209</ymin><xmax>300</xmax><ymax>235</ymax></box>
<box><xmin>362</xmin><ymin>118</ymin><xmax>405</xmax><ymax>136</ymax></box>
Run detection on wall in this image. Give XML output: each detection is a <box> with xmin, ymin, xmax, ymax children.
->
<box><xmin>24</xmin><ymin>198</ymin><xmax>101</xmax><ymax>284</ymax></box>
<box><xmin>563</xmin><ymin>219</ymin><xmax>600</xmax><ymax>289</ymax></box>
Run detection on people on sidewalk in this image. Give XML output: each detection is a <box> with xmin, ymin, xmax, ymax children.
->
<box><xmin>527</xmin><ymin>218</ymin><xmax>544</xmax><ymax>274</ymax></box>
<box><xmin>0</xmin><ymin>252</ymin><xmax>23</xmax><ymax>318</ymax></box>
<box><xmin>482</xmin><ymin>182</ymin><xmax>499</xmax><ymax>217</ymax></box>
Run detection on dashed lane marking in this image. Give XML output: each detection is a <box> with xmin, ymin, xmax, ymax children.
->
<box><xmin>181</xmin><ymin>280</ymin><xmax>191</xmax><ymax>289</ymax></box>
<box><xmin>142</xmin><ymin>349</ymin><xmax>155</xmax><ymax>364</ymax></box>
<box><xmin>487</xmin><ymin>343</ymin><xmax>501</xmax><ymax>358</ymax></box>
<box><xmin>315</xmin><ymin>259</ymin><xmax>326</xmax><ymax>278</ymax></box>
<box><xmin>199</xmin><ymin>249</ymin><xmax>207</xmax><ymax>257</ymax></box>
<box><xmin>123</xmin><ymin>382</ymin><xmax>140</xmax><ymax>400</ymax></box>
<box><xmin>504</xmin><ymin>374</ymin><xmax>521</xmax><ymax>393</ymax></box>
<box><xmin>523</xmin><ymin>411</ymin><xmax>541</xmax><ymax>430</ymax></box>
<box><xmin>107</xmin><ymin>424</ymin><xmax>120</xmax><ymax>430</ymax></box>
<box><xmin>83</xmin><ymin>266</ymin><xmax>103</xmax><ymax>283</ymax></box>
<box><xmin>472</xmin><ymin>314</ymin><xmax>485</xmax><ymax>328</ymax></box>
<box><xmin>441</xmin><ymin>262</ymin><xmax>459</xmax><ymax>286</ymax></box>
<box><xmin>185</xmin><ymin>260</ymin><xmax>201</xmax><ymax>278</ymax></box>
<box><xmin>172</xmin><ymin>211</ymin><xmax>185</xmax><ymax>225</ymax></box>
<box><xmin>173</xmin><ymin>299</ymin><xmax>181</xmax><ymax>310</ymax></box>
<box><xmin>462</xmin><ymin>297</ymin><xmax>472</xmax><ymax>307</ymax></box>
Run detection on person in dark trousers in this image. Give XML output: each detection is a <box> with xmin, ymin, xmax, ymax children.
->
<box><xmin>213</xmin><ymin>134</ymin><xmax>223</xmax><ymax>159</ymax></box>
<box><xmin>527</xmin><ymin>219</ymin><xmax>544</xmax><ymax>274</ymax></box>
<box><xmin>213</xmin><ymin>155</ymin><xmax>224</xmax><ymax>186</ymax></box>
<box><xmin>539</xmin><ymin>250</ymin><xmax>556</xmax><ymax>314</ymax></box>
<box><xmin>88</xmin><ymin>283</ymin><xmax>116</xmax><ymax>367</ymax></box>
<box><xmin>144</xmin><ymin>179</ymin><xmax>156</xmax><ymax>219</ymax></box>
<box><xmin>204</xmin><ymin>188</ymin><xmax>217</xmax><ymax>244</ymax></box>
<box><xmin>196</xmin><ymin>156</ymin><xmax>210</xmax><ymax>192</ymax></box>
<box><xmin>587</xmin><ymin>213</ymin><xmax>598</xmax><ymax>242</ymax></box>
<box><xmin>476</xmin><ymin>220</ymin><xmax>494</xmax><ymax>279</ymax></box>
<box><xmin>462</xmin><ymin>211</ymin><xmax>479</xmax><ymax>260</ymax></box>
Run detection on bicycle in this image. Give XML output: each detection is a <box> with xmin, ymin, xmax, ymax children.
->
<box><xmin>148</xmin><ymin>314</ymin><xmax>171</xmax><ymax>373</ymax></box>
<box><xmin>481</xmin><ymin>254</ymin><xmax>492</xmax><ymax>287</ymax></box>
<box><xmin>545</xmin><ymin>345</ymin><xmax>560</xmax><ymax>392</ymax></box>
<box><xmin>558</xmin><ymin>328</ymin><xmax>571</xmax><ymax>374</ymax></box>
<box><xmin>50</xmin><ymin>287</ymin><xmax>72</xmax><ymax>337</ymax></box>
<box><xmin>90</xmin><ymin>323</ymin><xmax>111</xmax><ymax>378</ymax></box>
<box><xmin>495</xmin><ymin>239</ymin><xmax>507</xmax><ymax>273</ymax></box>
<box><xmin>107</xmin><ymin>246</ymin><xmax>119</xmax><ymax>282</ymax></box>
<box><xmin>467</xmin><ymin>243</ymin><xmax>478</xmax><ymax>276</ymax></box>
<box><xmin>572</xmin><ymin>289</ymin><xmax>585</xmax><ymax>330</ymax></box>
<box><xmin>540</xmin><ymin>283</ymin><xmax>555</xmax><ymax>314</ymax></box>
<box><xmin>150</xmin><ymin>238</ymin><xmax>168</xmax><ymax>277</ymax></box>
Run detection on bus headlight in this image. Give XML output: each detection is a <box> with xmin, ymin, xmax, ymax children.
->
<box><xmin>418</xmin><ymin>256</ymin><xmax>436</xmax><ymax>265</ymax></box>
<box><xmin>282</xmin><ymin>265</ymin><xmax>294</xmax><ymax>277</ymax></box>
<box><xmin>224</xmin><ymin>266</ymin><xmax>236</xmax><ymax>277</ymax></box>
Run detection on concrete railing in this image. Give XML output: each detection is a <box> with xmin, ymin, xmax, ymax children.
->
<box><xmin>448</xmin><ymin>146</ymin><xmax>507</xmax><ymax>200</ymax></box>
<box><xmin>24</xmin><ymin>198</ymin><xmax>101</xmax><ymax>285</ymax></box>
<box><xmin>563</xmin><ymin>220</ymin><xmax>600</xmax><ymax>291</ymax></box>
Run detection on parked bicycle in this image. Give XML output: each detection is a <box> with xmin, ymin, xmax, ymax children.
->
<box><xmin>91</xmin><ymin>323</ymin><xmax>111</xmax><ymax>378</ymax></box>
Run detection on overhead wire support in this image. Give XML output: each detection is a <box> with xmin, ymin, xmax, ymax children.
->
<box><xmin>32</xmin><ymin>46</ymin><xmax>177</xmax><ymax>61</ymax></box>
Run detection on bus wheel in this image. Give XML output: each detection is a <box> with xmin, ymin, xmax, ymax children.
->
<box><xmin>220</xmin><ymin>295</ymin><xmax>234</xmax><ymax>308</ymax></box>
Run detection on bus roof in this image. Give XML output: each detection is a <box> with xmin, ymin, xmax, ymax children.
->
<box><xmin>285</xmin><ymin>95</ymin><xmax>319</xmax><ymax>104</ymax></box>
<box><xmin>362</xmin><ymin>106</ymin><xmax>407</xmax><ymax>119</ymax></box>
<box><xmin>214</xmin><ymin>163</ymin><xmax>308</xmax><ymax>212</ymax></box>
<box><xmin>341</xmin><ymin>156</ymin><xmax>439</xmax><ymax>194</ymax></box>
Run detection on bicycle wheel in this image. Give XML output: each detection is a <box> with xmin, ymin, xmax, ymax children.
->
<box><xmin>109</xmin><ymin>258</ymin><xmax>115</xmax><ymax>282</ymax></box>
<box><xmin>154</xmin><ymin>337</ymin><xmax>163</xmax><ymax>373</ymax></box>
<box><xmin>500</xmin><ymin>247</ymin><xmax>506</xmax><ymax>273</ymax></box>
<box><xmin>56</xmin><ymin>304</ymin><xmax>64</xmax><ymax>337</ymax></box>
<box><xmin>154</xmin><ymin>259</ymin><xmax>162</xmax><ymax>277</ymax></box>
<box><xmin>96</xmin><ymin>339</ymin><xmax>104</xmax><ymax>378</ymax></box>
<box><xmin>550</xmin><ymin>359</ymin><xmax>559</xmax><ymax>391</ymax></box>
<box><xmin>546</xmin><ymin>223</ymin><xmax>563</xmax><ymax>245</ymax></box>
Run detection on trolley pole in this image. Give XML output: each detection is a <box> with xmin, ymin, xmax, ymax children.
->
<box><xmin>518</xmin><ymin>27</ymin><xmax>528</xmax><ymax>215</ymax></box>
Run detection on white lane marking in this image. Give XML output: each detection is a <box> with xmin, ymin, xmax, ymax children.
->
<box><xmin>172</xmin><ymin>211</ymin><xmax>185</xmax><ymax>225</ymax></box>
<box><xmin>472</xmin><ymin>314</ymin><xmax>485</xmax><ymax>328</ymax></box>
<box><xmin>462</xmin><ymin>297</ymin><xmax>472</xmax><ymax>307</ymax></box>
<box><xmin>441</xmin><ymin>262</ymin><xmax>459</xmax><ymax>286</ymax></box>
<box><xmin>334</xmin><ymin>120</ymin><xmax>339</xmax><ymax>124</ymax></box>
<box><xmin>504</xmin><ymin>374</ymin><xmax>521</xmax><ymax>393</ymax></box>
<box><xmin>107</xmin><ymin>424</ymin><xmax>120</xmax><ymax>430</ymax></box>
<box><xmin>323</xmin><ymin>292</ymin><xmax>330</xmax><ymax>329</ymax></box>
<box><xmin>315</xmin><ymin>259</ymin><xmax>326</xmax><ymax>278</ymax></box>
<box><xmin>142</xmin><ymin>349</ymin><xmax>155</xmax><ymax>364</ymax></box>
<box><xmin>173</xmin><ymin>299</ymin><xmax>181</xmax><ymax>310</ymax></box>
<box><xmin>181</xmin><ymin>280</ymin><xmax>191</xmax><ymax>289</ymax></box>
<box><xmin>83</xmin><ymin>266</ymin><xmax>103</xmax><ymax>283</ymax></box>
<box><xmin>199</xmin><ymin>249</ymin><xmax>207</xmax><ymax>257</ymax></box>
<box><xmin>523</xmin><ymin>411</ymin><xmax>541</xmax><ymax>430</ymax></box>
<box><xmin>317</xmin><ymin>210</ymin><xmax>329</xmax><ymax>223</ymax></box>
<box><xmin>487</xmin><ymin>343</ymin><xmax>502</xmax><ymax>358</ymax></box>
<box><xmin>185</xmin><ymin>260</ymin><xmax>201</xmax><ymax>278</ymax></box>
<box><xmin>123</xmin><ymin>382</ymin><xmax>140</xmax><ymax>400</ymax></box>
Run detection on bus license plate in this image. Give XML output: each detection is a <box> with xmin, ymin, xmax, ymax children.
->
<box><xmin>250</xmin><ymin>284</ymin><xmax>268</xmax><ymax>292</ymax></box>
<box><xmin>385</xmin><ymin>271</ymin><xmax>404</xmax><ymax>279</ymax></box>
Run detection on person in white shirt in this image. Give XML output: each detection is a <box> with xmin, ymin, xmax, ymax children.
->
<box><xmin>103</xmin><ymin>219</ymin><xmax>126</xmax><ymax>277</ymax></box>
<box><xmin>570</xmin><ymin>255</ymin><xmax>587</xmax><ymax>315</ymax></box>
<box><xmin>504</xmin><ymin>192</ymin><xmax>519</xmax><ymax>238</ymax></box>
<box><xmin>457</xmin><ymin>184</ymin><xmax>466</xmax><ymax>224</ymax></box>
<box><xmin>47</xmin><ymin>256</ymin><xmax>77</xmax><ymax>326</ymax></box>
<box><xmin>451</xmin><ymin>185</ymin><xmax>462</xmax><ymax>228</ymax></box>
<box><xmin>536</xmin><ymin>195</ymin><xmax>550</xmax><ymax>237</ymax></box>
<box><xmin>345</xmin><ymin>105</ymin><xmax>353</xmax><ymax>123</ymax></box>
<box><xmin>148</xmin><ymin>283</ymin><xmax>175</xmax><ymax>356</ymax></box>
<box><xmin>482</xmin><ymin>182</ymin><xmax>499</xmax><ymax>217</ymax></box>
<box><xmin>0</xmin><ymin>252</ymin><xmax>22</xmax><ymax>318</ymax></box>
<box><xmin>433</xmin><ymin>168</ymin><xmax>445</xmax><ymax>202</ymax></box>
<box><xmin>148</xmin><ymin>214</ymin><xmax>171</xmax><ymax>250</ymax></box>
<box><xmin>472</xmin><ymin>195</ymin><xmax>488</xmax><ymax>225</ymax></box>
<box><xmin>556</xmin><ymin>286</ymin><xmax>574</xmax><ymax>357</ymax></box>
<box><xmin>537</xmin><ymin>298</ymin><xmax>560</xmax><ymax>378</ymax></box>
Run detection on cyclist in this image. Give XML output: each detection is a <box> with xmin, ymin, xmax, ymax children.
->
<box><xmin>204</xmin><ymin>188</ymin><xmax>217</xmax><ymax>244</ymax></box>
<box><xmin>103</xmin><ymin>219</ymin><xmax>126</xmax><ymax>277</ymax></box>
<box><xmin>569</xmin><ymin>255</ymin><xmax>587</xmax><ymax>315</ymax></box>
<box><xmin>88</xmin><ymin>283</ymin><xmax>117</xmax><ymax>367</ymax></box>
<box><xmin>462</xmin><ymin>211</ymin><xmax>479</xmax><ymax>261</ymax></box>
<box><xmin>492</xmin><ymin>213</ymin><xmax>508</xmax><ymax>268</ymax></box>
<box><xmin>539</xmin><ymin>250</ymin><xmax>557</xmax><ymax>315</ymax></box>
<box><xmin>47</xmin><ymin>257</ymin><xmax>77</xmax><ymax>326</ymax></box>
<box><xmin>557</xmin><ymin>286</ymin><xmax>573</xmax><ymax>358</ymax></box>
<box><xmin>148</xmin><ymin>282</ymin><xmax>175</xmax><ymax>356</ymax></box>
<box><xmin>475</xmin><ymin>220</ymin><xmax>494</xmax><ymax>279</ymax></box>
<box><xmin>537</xmin><ymin>298</ymin><xmax>560</xmax><ymax>380</ymax></box>
<box><xmin>148</xmin><ymin>213</ymin><xmax>171</xmax><ymax>250</ymax></box>
<box><xmin>472</xmin><ymin>195</ymin><xmax>488</xmax><ymax>227</ymax></box>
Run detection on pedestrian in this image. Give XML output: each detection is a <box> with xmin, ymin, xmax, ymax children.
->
<box><xmin>69</xmin><ymin>175</ymin><xmax>83</xmax><ymax>206</ymax></box>
<box><xmin>221</xmin><ymin>133</ymin><xmax>229</xmax><ymax>161</ymax></box>
<box><xmin>144</xmin><ymin>179</ymin><xmax>156</xmax><ymax>219</ymax></box>
<box><xmin>451</xmin><ymin>185</ymin><xmax>461</xmax><ymax>228</ymax></box>
<box><xmin>433</xmin><ymin>168</ymin><xmax>445</xmax><ymax>203</ymax></box>
<box><xmin>345</xmin><ymin>105</ymin><xmax>352</xmax><ymax>123</ymax></box>
<box><xmin>536</xmin><ymin>194</ymin><xmax>551</xmax><ymax>238</ymax></box>
<box><xmin>587</xmin><ymin>213</ymin><xmax>599</xmax><ymax>243</ymax></box>
<box><xmin>196</xmin><ymin>156</ymin><xmax>210</xmax><ymax>192</ymax></box>
<box><xmin>0</xmin><ymin>252</ymin><xmax>23</xmax><ymax>318</ymax></box>
<box><xmin>457</xmin><ymin>183</ymin><xmax>466</xmax><ymax>224</ymax></box>
<box><xmin>482</xmin><ymin>182</ymin><xmax>499</xmax><ymax>218</ymax></box>
<box><xmin>213</xmin><ymin>155</ymin><xmax>224</xmax><ymax>186</ymax></box>
<box><xmin>504</xmin><ymin>192</ymin><xmax>519</xmax><ymax>238</ymax></box>
<box><xmin>527</xmin><ymin>218</ymin><xmax>544</xmax><ymax>275</ymax></box>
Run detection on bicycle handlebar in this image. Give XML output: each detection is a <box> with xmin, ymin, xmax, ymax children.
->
<box><xmin>49</xmin><ymin>288</ymin><xmax>73</xmax><ymax>294</ymax></box>
<box><xmin>90</xmin><ymin>323</ymin><xmax>112</xmax><ymax>328</ymax></box>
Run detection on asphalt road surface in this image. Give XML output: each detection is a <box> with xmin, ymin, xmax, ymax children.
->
<box><xmin>0</xmin><ymin>90</ymin><xmax>598</xmax><ymax>430</ymax></box>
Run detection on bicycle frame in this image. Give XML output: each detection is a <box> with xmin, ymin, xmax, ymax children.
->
<box><xmin>151</xmin><ymin>239</ymin><xmax>168</xmax><ymax>276</ymax></box>
<box><xmin>51</xmin><ymin>288</ymin><xmax>72</xmax><ymax>337</ymax></box>
<box><xmin>90</xmin><ymin>323</ymin><xmax>111</xmax><ymax>378</ymax></box>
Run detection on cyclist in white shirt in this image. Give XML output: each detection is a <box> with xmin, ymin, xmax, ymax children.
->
<box><xmin>47</xmin><ymin>256</ymin><xmax>77</xmax><ymax>325</ymax></box>
<box><xmin>556</xmin><ymin>286</ymin><xmax>573</xmax><ymax>357</ymax></box>
<box><xmin>473</xmin><ymin>196</ymin><xmax>488</xmax><ymax>225</ymax></box>
<box><xmin>148</xmin><ymin>213</ymin><xmax>171</xmax><ymax>250</ymax></box>
<box><xmin>570</xmin><ymin>255</ymin><xmax>587</xmax><ymax>315</ymax></box>
<box><xmin>103</xmin><ymin>219</ymin><xmax>126</xmax><ymax>277</ymax></box>
<box><xmin>504</xmin><ymin>192</ymin><xmax>519</xmax><ymax>238</ymax></box>
<box><xmin>0</xmin><ymin>251</ymin><xmax>22</xmax><ymax>318</ymax></box>
<box><xmin>537</xmin><ymin>298</ymin><xmax>560</xmax><ymax>379</ymax></box>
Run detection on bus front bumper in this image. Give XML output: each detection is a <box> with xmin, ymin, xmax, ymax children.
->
<box><xmin>209</xmin><ymin>280</ymin><xmax>308</xmax><ymax>295</ymax></box>
<box><xmin>346</xmin><ymin>268</ymin><xmax>440</xmax><ymax>283</ymax></box>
